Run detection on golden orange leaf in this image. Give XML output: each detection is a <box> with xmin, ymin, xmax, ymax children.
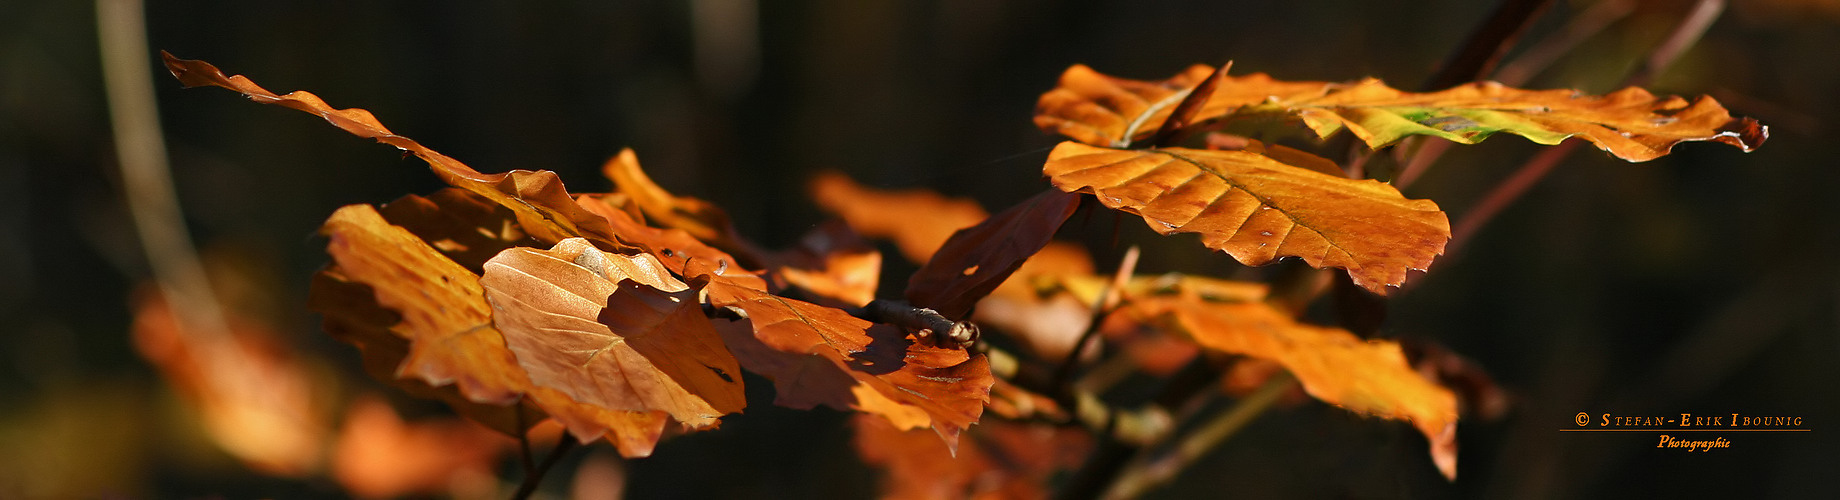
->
<box><xmin>310</xmin><ymin>269</ymin><xmax>544</xmax><ymax>437</ymax></box>
<box><xmin>809</xmin><ymin>171</ymin><xmax>989</xmax><ymax>263</ymax></box>
<box><xmin>314</xmin><ymin>204</ymin><xmax>668</xmax><ymax>454</ymax></box>
<box><xmin>480</xmin><ymin>239</ymin><xmax>746</xmax><ymax>428</ymax></box>
<box><xmin>1272</xmin><ymin>78</ymin><xmax>1766</xmax><ymax>161</ymax></box>
<box><xmin>1034</xmin><ymin>64</ymin><xmax>1328</xmax><ymax>148</ymax></box>
<box><xmin>373</xmin><ymin>188</ymin><xmax>538</xmax><ymax>274</ymax></box>
<box><xmin>1044</xmin><ymin>142</ymin><xmax>1448</xmax><ymax>293</ymax></box>
<box><xmin>772</xmin><ymin>220</ymin><xmax>882</xmax><ymax>307</ymax></box>
<box><xmin>1036</xmin><ymin>63</ymin><xmax>1766</xmax><ymax>161</ymax></box>
<box><xmin>601</xmin><ymin>149</ymin><xmax>758</xmax><ymax>261</ymax></box>
<box><xmin>1128</xmin><ymin>297</ymin><xmax>1459</xmax><ymax>479</ymax></box>
<box><xmin>576</xmin><ymin>193</ymin><xmax>770</xmax><ymax>292</ymax></box>
<box><xmin>331</xmin><ymin>395</ymin><xmax>510</xmax><ymax>500</ymax></box>
<box><xmin>161</xmin><ymin>52</ymin><xmax>632</xmax><ymax>251</ymax></box>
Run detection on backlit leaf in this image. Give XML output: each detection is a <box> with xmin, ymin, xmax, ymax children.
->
<box><xmin>1126</xmin><ymin>297</ymin><xmax>1459</xmax><ymax>479</ymax></box>
<box><xmin>162</xmin><ymin>52</ymin><xmax>632</xmax><ymax>251</ymax></box>
<box><xmin>1265</xmin><ymin>78</ymin><xmax>1767</xmax><ymax>161</ymax></box>
<box><xmin>585</xmin><ymin>184</ymin><xmax>991</xmax><ymax>449</ymax></box>
<box><xmin>772</xmin><ymin>221</ymin><xmax>882</xmax><ymax>307</ymax></box>
<box><xmin>314</xmin><ymin>205</ymin><xmax>668</xmax><ymax>453</ymax></box>
<box><xmin>905</xmin><ymin>189</ymin><xmax>1082</xmax><ymax>320</ymax></box>
<box><xmin>602</xmin><ymin>149</ymin><xmax>760</xmax><ymax>262</ymax></box>
<box><xmin>1044</xmin><ymin>142</ymin><xmax>1448</xmax><ymax>293</ymax></box>
<box><xmin>1034</xmin><ymin>64</ymin><xmax>1328</xmax><ymax>148</ymax></box>
<box><xmin>809</xmin><ymin>171</ymin><xmax>989</xmax><ymax>263</ymax></box>
<box><xmin>480</xmin><ymin>239</ymin><xmax>747</xmax><ymax>428</ymax></box>
<box><xmin>971</xmin><ymin>242</ymin><xmax>1095</xmax><ymax>361</ymax></box>
<box><xmin>1036</xmin><ymin>63</ymin><xmax>1766</xmax><ymax>161</ymax></box>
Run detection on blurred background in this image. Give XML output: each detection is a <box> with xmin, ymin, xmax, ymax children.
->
<box><xmin>3</xmin><ymin>0</ymin><xmax>1837</xmax><ymax>497</ymax></box>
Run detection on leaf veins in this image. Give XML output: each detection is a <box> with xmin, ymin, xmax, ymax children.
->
<box><xmin>1043</xmin><ymin>142</ymin><xmax>1448</xmax><ymax>293</ymax></box>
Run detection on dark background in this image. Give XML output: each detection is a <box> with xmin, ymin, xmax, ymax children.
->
<box><xmin>3</xmin><ymin>0</ymin><xmax>1836</xmax><ymax>497</ymax></box>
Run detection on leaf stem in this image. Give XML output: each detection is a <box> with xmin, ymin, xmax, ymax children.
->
<box><xmin>511</xmin><ymin>433</ymin><xmax>580</xmax><ymax>500</ymax></box>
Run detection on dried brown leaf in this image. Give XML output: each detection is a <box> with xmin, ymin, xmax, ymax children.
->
<box><xmin>314</xmin><ymin>204</ymin><xmax>667</xmax><ymax>454</ymax></box>
<box><xmin>706</xmin><ymin>278</ymin><xmax>991</xmax><ymax>451</ymax></box>
<box><xmin>480</xmin><ymin>239</ymin><xmax>746</xmax><ymax>428</ymax></box>
<box><xmin>905</xmin><ymin>189</ymin><xmax>1082</xmax><ymax>320</ymax></box>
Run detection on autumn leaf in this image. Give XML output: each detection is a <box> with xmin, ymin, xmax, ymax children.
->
<box><xmin>970</xmin><ymin>242</ymin><xmax>1095</xmax><ymax>361</ymax></box>
<box><xmin>480</xmin><ymin>238</ymin><xmax>747</xmax><ymax>428</ymax></box>
<box><xmin>853</xmin><ymin>415</ymin><xmax>1090</xmax><ymax>500</ymax></box>
<box><xmin>374</xmin><ymin>188</ymin><xmax>538</xmax><ymax>274</ymax></box>
<box><xmin>705</xmin><ymin>277</ymin><xmax>991</xmax><ymax>451</ymax></box>
<box><xmin>905</xmin><ymin>189</ymin><xmax>1082</xmax><ymax>320</ymax></box>
<box><xmin>576</xmin><ymin>193</ymin><xmax>770</xmax><ymax>292</ymax></box>
<box><xmin>1044</xmin><ymin>142</ymin><xmax>1448</xmax><ymax>293</ymax></box>
<box><xmin>772</xmin><ymin>220</ymin><xmax>882</xmax><ymax>307</ymax></box>
<box><xmin>1261</xmin><ymin>78</ymin><xmax>1767</xmax><ymax>161</ymax></box>
<box><xmin>1126</xmin><ymin>297</ymin><xmax>1458</xmax><ymax>479</ymax></box>
<box><xmin>585</xmin><ymin>181</ymin><xmax>992</xmax><ymax>449</ymax></box>
<box><xmin>601</xmin><ymin>149</ymin><xmax>761</xmax><ymax>263</ymax></box>
<box><xmin>809</xmin><ymin>171</ymin><xmax>989</xmax><ymax>263</ymax></box>
<box><xmin>332</xmin><ymin>395</ymin><xmax>510</xmax><ymax>500</ymax></box>
<box><xmin>132</xmin><ymin>287</ymin><xmax>329</xmax><ymax>476</ymax></box>
<box><xmin>161</xmin><ymin>52</ymin><xmax>632</xmax><ymax>252</ymax></box>
<box><xmin>1036</xmin><ymin>63</ymin><xmax>1766</xmax><ymax>161</ymax></box>
<box><xmin>314</xmin><ymin>204</ymin><xmax>669</xmax><ymax>454</ymax></box>
<box><xmin>310</xmin><ymin>269</ymin><xmax>544</xmax><ymax>437</ymax></box>
<box><xmin>1034</xmin><ymin>64</ymin><xmax>1328</xmax><ymax>148</ymax></box>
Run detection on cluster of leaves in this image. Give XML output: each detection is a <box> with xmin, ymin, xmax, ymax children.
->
<box><xmin>160</xmin><ymin>46</ymin><xmax>1761</xmax><ymax>496</ymax></box>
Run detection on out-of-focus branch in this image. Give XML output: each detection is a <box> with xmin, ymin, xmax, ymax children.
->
<box><xmin>1444</xmin><ymin>0</ymin><xmax>1727</xmax><ymax>260</ymax></box>
<box><xmin>1101</xmin><ymin>372</ymin><xmax>1296</xmax><ymax>500</ymax></box>
<box><xmin>1398</xmin><ymin>0</ymin><xmax>1635</xmax><ymax>190</ymax></box>
<box><xmin>98</xmin><ymin>0</ymin><xmax>233</xmax><ymax>346</ymax></box>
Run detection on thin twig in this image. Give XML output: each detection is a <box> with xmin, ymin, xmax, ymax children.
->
<box><xmin>1421</xmin><ymin>0</ymin><xmax>1557</xmax><ymax>91</ymax></box>
<box><xmin>516</xmin><ymin>409</ymin><xmax>537</xmax><ymax>476</ymax></box>
<box><xmin>1101</xmin><ymin>371</ymin><xmax>1296</xmax><ymax>500</ymax></box>
<box><xmin>512</xmin><ymin>434</ymin><xmax>581</xmax><ymax>500</ymax></box>
<box><xmin>1442</xmin><ymin>0</ymin><xmax>1727</xmax><ymax>261</ymax></box>
<box><xmin>1446</xmin><ymin>139</ymin><xmax>1579</xmax><ymax>256</ymax></box>
<box><xmin>1051</xmin><ymin>246</ymin><xmax>1139</xmax><ymax>391</ymax></box>
<box><xmin>1492</xmin><ymin>0</ymin><xmax>1637</xmax><ymax>87</ymax></box>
